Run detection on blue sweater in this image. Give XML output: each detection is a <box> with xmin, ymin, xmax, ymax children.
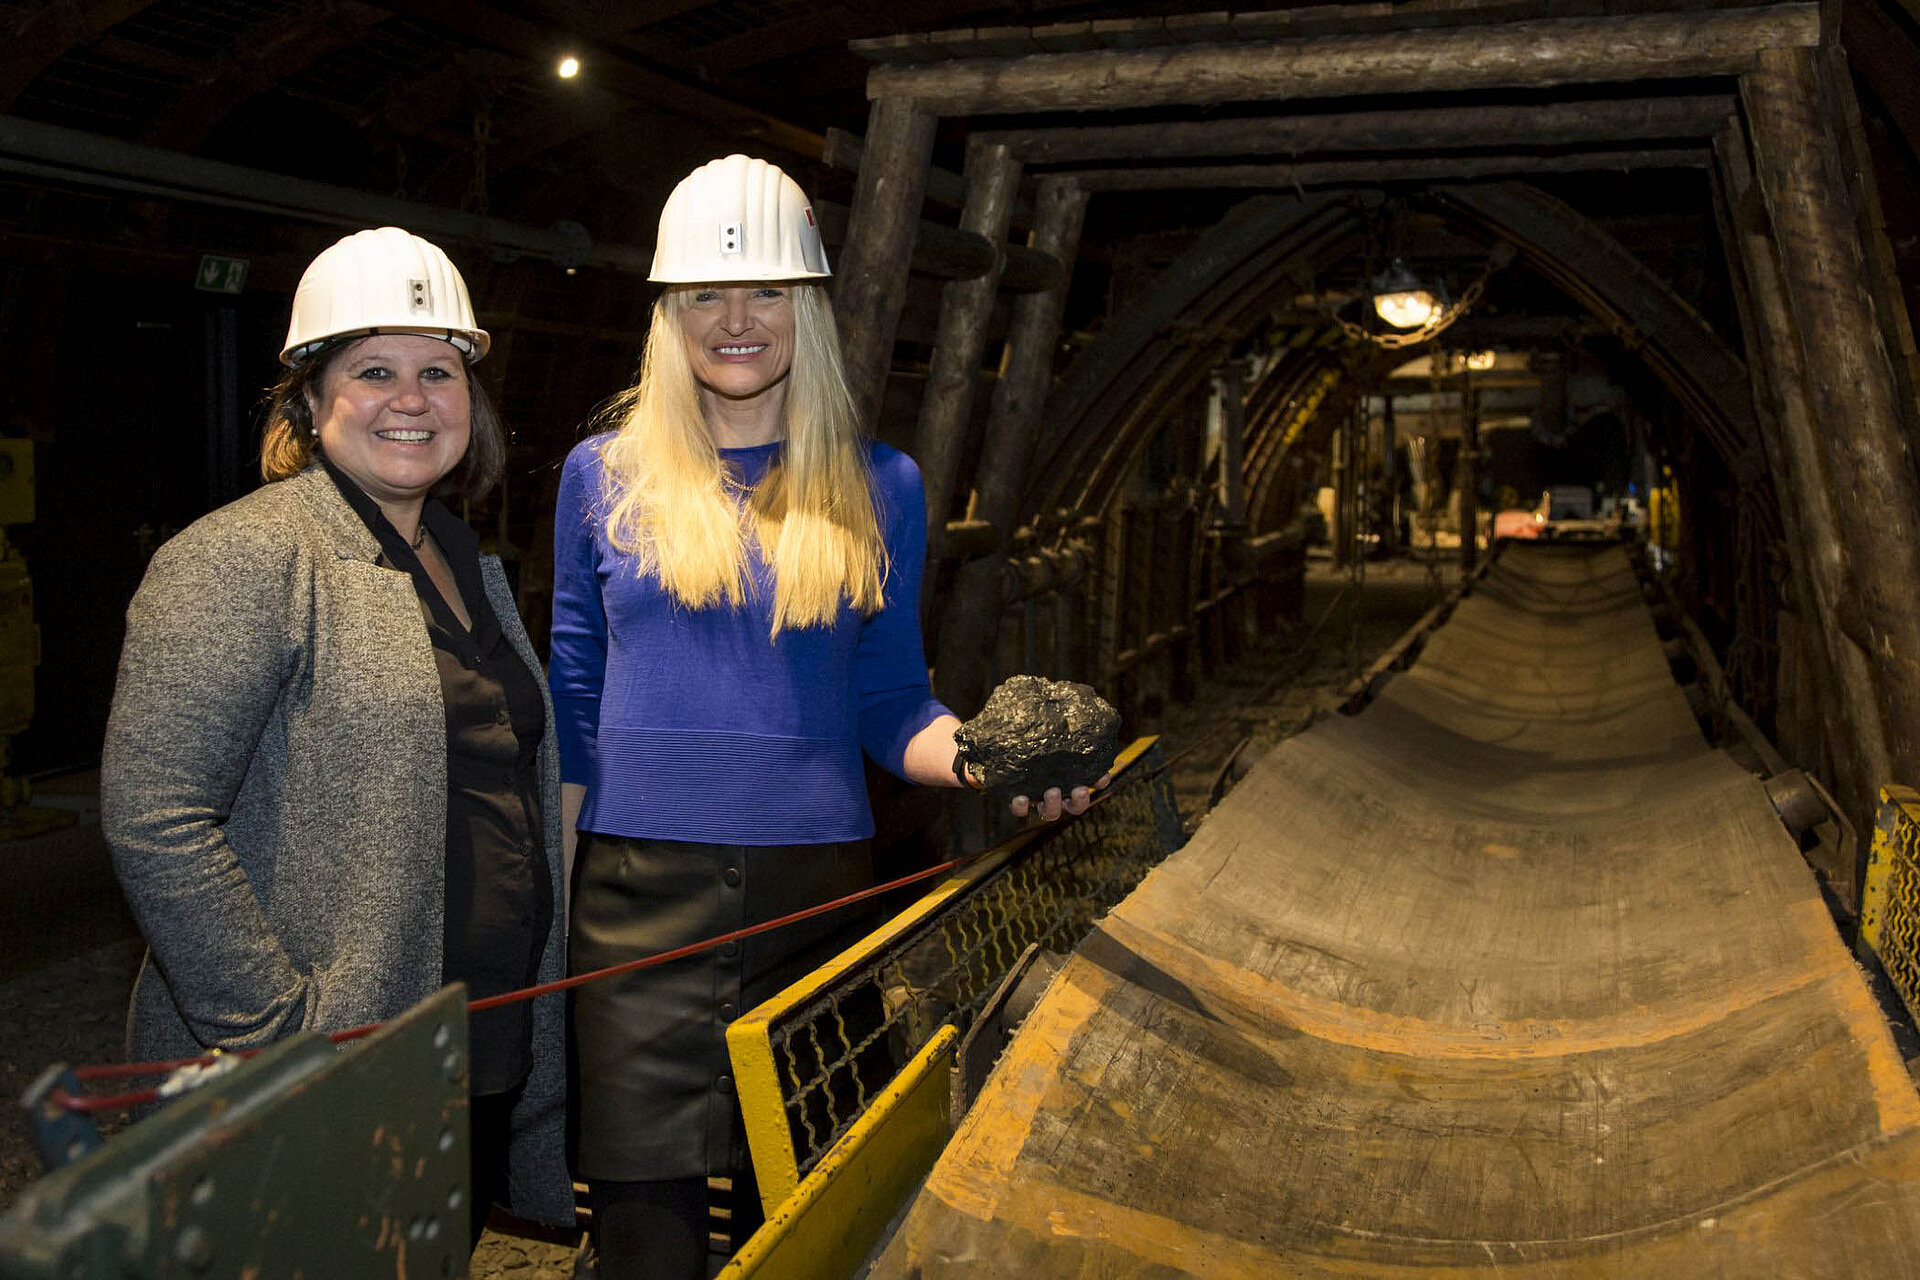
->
<box><xmin>549</xmin><ymin>435</ymin><xmax>950</xmax><ymax>845</ymax></box>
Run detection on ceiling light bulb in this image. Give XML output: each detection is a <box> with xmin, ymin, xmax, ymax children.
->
<box><xmin>1369</xmin><ymin>258</ymin><xmax>1441</xmax><ymax>329</ymax></box>
<box><xmin>1465</xmin><ymin>349</ymin><xmax>1497</xmax><ymax>371</ymax></box>
<box><xmin>1373</xmin><ymin>289</ymin><xmax>1439</xmax><ymax>329</ymax></box>
<box><xmin>557</xmin><ymin>55</ymin><xmax>581</xmax><ymax>79</ymax></box>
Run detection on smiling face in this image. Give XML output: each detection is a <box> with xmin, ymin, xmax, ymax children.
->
<box><xmin>680</xmin><ymin>285</ymin><xmax>796</xmax><ymax>439</ymax></box>
<box><xmin>310</xmin><ymin>334</ymin><xmax>472</xmax><ymax>514</ymax></box>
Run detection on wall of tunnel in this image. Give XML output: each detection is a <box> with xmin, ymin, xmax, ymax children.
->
<box><xmin>0</xmin><ymin>2</ymin><xmax>1918</xmax><ymax>873</ymax></box>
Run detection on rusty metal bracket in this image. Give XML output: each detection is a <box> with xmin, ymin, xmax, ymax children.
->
<box><xmin>949</xmin><ymin>943</ymin><xmax>1067</xmax><ymax>1127</ymax></box>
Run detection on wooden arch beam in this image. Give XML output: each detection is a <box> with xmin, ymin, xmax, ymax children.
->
<box><xmin>1435</xmin><ymin>181</ymin><xmax>1765</xmax><ymax>481</ymax></box>
<box><xmin>1022</xmin><ymin>194</ymin><xmax>1363</xmax><ymax>523</ymax></box>
<box><xmin>1021</xmin><ymin>182</ymin><xmax>1766</xmax><ymax>546</ymax></box>
<box><xmin>864</xmin><ymin>6</ymin><xmax>1818</xmax><ymax>115</ymax></box>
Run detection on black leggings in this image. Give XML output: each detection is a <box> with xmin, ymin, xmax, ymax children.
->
<box><xmin>588</xmin><ymin>1175</ymin><xmax>767</xmax><ymax>1280</ymax></box>
<box><xmin>468</xmin><ymin>1086</ymin><xmax>521</xmax><ymax>1247</ymax></box>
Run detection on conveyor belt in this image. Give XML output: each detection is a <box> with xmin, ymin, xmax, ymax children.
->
<box><xmin>872</xmin><ymin>542</ymin><xmax>1920</xmax><ymax>1277</ymax></box>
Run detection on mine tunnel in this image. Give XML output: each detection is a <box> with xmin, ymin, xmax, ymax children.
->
<box><xmin>5</xmin><ymin>1</ymin><xmax>1920</xmax><ymax>1277</ymax></box>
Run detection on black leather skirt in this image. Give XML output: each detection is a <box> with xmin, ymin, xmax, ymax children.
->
<box><xmin>569</xmin><ymin>832</ymin><xmax>874</xmax><ymax>1182</ymax></box>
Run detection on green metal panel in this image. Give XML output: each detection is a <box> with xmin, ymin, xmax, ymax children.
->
<box><xmin>1</xmin><ymin>986</ymin><xmax>470</xmax><ymax>1279</ymax></box>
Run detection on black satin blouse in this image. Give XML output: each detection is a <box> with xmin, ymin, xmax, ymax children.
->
<box><xmin>324</xmin><ymin>462</ymin><xmax>551</xmax><ymax>1096</ymax></box>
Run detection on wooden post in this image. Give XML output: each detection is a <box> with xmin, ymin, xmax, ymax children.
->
<box><xmin>1715</xmin><ymin>115</ymin><xmax>1888</xmax><ymax>813</ymax></box>
<box><xmin>1329</xmin><ymin>425</ymin><xmax>1353</xmax><ymax>570</ymax></box>
<box><xmin>833</xmin><ymin>97</ymin><xmax>936</xmax><ymax>432</ymax></box>
<box><xmin>1377</xmin><ymin>395</ymin><xmax>1398</xmax><ymax>558</ymax></box>
<box><xmin>1458</xmin><ymin>375</ymin><xmax>1480</xmax><ymax>576</ymax></box>
<box><xmin>935</xmin><ymin>177</ymin><xmax>1090</xmax><ymax>713</ymax></box>
<box><xmin>1708</xmin><ymin>120</ymin><xmax>1812</xmax><ymax>756</ymax></box>
<box><xmin>1742</xmin><ymin>45</ymin><xmax>1920</xmax><ymax>791</ymax></box>
<box><xmin>914</xmin><ymin>140</ymin><xmax>1023</xmax><ymax>563</ymax></box>
<box><xmin>1216</xmin><ymin>360</ymin><xmax>1248</xmax><ymax>527</ymax></box>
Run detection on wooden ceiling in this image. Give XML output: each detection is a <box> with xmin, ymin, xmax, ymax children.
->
<box><xmin>0</xmin><ymin>0</ymin><xmax>1916</xmax><ymax>389</ymax></box>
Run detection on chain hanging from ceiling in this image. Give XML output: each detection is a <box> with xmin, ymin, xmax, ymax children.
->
<box><xmin>1333</xmin><ymin>257</ymin><xmax>1496</xmax><ymax>350</ymax></box>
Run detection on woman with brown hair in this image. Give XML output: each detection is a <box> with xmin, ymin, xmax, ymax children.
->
<box><xmin>102</xmin><ymin>227</ymin><xmax>571</xmax><ymax>1245</ymax></box>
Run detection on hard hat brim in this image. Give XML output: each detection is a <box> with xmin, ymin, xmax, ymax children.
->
<box><xmin>648</xmin><ymin>270</ymin><xmax>831</xmax><ymax>285</ymax></box>
<box><xmin>279</xmin><ymin>326</ymin><xmax>492</xmax><ymax>368</ymax></box>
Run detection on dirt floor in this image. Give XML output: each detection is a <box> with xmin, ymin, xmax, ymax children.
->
<box><xmin>0</xmin><ymin>552</ymin><xmax>1455</xmax><ymax>1277</ymax></box>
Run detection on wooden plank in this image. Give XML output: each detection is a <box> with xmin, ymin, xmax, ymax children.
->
<box><xmin>874</xmin><ymin>544</ymin><xmax>1920</xmax><ymax>1276</ymax></box>
<box><xmin>865</xmin><ymin>6</ymin><xmax>1820</xmax><ymax>114</ymax></box>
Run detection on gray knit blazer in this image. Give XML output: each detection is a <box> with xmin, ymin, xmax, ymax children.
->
<box><xmin>101</xmin><ymin>465</ymin><xmax>573</xmax><ymax>1226</ymax></box>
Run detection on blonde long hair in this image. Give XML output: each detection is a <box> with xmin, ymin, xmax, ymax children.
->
<box><xmin>598</xmin><ymin>283</ymin><xmax>887</xmax><ymax>635</ymax></box>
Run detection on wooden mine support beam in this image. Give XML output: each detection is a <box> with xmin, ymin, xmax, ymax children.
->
<box><xmin>1216</xmin><ymin>361</ymin><xmax>1247</xmax><ymax>527</ymax></box>
<box><xmin>823</xmin><ymin>126</ymin><xmax>1034</xmax><ymax>226</ymax></box>
<box><xmin>1741</xmin><ymin>45</ymin><xmax>1920</xmax><ymax>792</ymax></box>
<box><xmin>1458</xmin><ymin>378</ymin><xmax>1480</xmax><ymax>576</ymax></box>
<box><xmin>1709</xmin><ymin>118</ymin><xmax>1844</xmax><ymax>787</ymax></box>
<box><xmin>1069</xmin><ymin>149</ymin><xmax>1709</xmax><ymax>191</ymax></box>
<box><xmin>815</xmin><ymin>202</ymin><xmax>1061</xmax><ymax>292</ymax></box>
<box><xmin>914</xmin><ymin>140</ymin><xmax>1024</xmax><ymax>566</ymax></box>
<box><xmin>1817</xmin><ymin>44</ymin><xmax>1920</xmax><ymax>453</ymax></box>
<box><xmin>822</xmin><ymin>127</ymin><xmax>969</xmax><ymax>212</ymax></box>
<box><xmin>1436</xmin><ymin>182</ymin><xmax>1763</xmax><ymax>478</ymax></box>
<box><xmin>833</xmin><ymin>97</ymin><xmax>937</xmax><ymax>432</ymax></box>
<box><xmin>1330</xmin><ymin>421</ymin><xmax>1355</xmax><ymax>570</ymax></box>
<box><xmin>984</xmin><ymin>96</ymin><xmax>1735</xmax><ymax>165</ymax></box>
<box><xmin>935</xmin><ymin>177</ymin><xmax>1090</xmax><ymax>714</ymax></box>
<box><xmin>864</xmin><ymin>6</ymin><xmax>1819</xmax><ymax>114</ymax></box>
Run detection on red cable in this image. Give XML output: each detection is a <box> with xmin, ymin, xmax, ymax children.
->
<box><xmin>53</xmin><ymin>788</ymin><xmax>1116</xmax><ymax>1114</ymax></box>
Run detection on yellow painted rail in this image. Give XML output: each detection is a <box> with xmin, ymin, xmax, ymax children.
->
<box><xmin>1864</xmin><ymin>783</ymin><xmax>1920</xmax><ymax>1025</ymax></box>
<box><xmin>726</xmin><ymin>733</ymin><xmax>1172</xmax><ymax>1213</ymax></box>
<box><xmin>719</xmin><ymin>1026</ymin><xmax>958</xmax><ymax>1280</ymax></box>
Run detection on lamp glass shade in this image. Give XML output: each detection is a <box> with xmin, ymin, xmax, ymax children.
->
<box><xmin>1373</xmin><ymin>289</ymin><xmax>1439</xmax><ymax>329</ymax></box>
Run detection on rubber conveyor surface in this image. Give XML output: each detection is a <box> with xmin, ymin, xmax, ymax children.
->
<box><xmin>873</xmin><ymin>543</ymin><xmax>1920</xmax><ymax>1277</ymax></box>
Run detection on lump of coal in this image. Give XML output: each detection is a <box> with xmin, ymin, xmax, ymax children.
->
<box><xmin>954</xmin><ymin>675</ymin><xmax>1121</xmax><ymax>800</ymax></box>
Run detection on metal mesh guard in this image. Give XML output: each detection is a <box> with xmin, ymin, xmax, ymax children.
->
<box><xmin>749</xmin><ymin>740</ymin><xmax>1181</xmax><ymax>1185</ymax></box>
<box><xmin>1864</xmin><ymin>784</ymin><xmax>1920</xmax><ymax>1026</ymax></box>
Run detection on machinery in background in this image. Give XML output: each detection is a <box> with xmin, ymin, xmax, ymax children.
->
<box><xmin>0</xmin><ymin>439</ymin><xmax>73</xmax><ymax>842</ymax></box>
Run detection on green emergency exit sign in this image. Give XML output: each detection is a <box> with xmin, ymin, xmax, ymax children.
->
<box><xmin>195</xmin><ymin>254</ymin><xmax>249</xmax><ymax>294</ymax></box>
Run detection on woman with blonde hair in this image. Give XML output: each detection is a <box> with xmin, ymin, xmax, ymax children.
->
<box><xmin>549</xmin><ymin>155</ymin><xmax>1093</xmax><ymax>1278</ymax></box>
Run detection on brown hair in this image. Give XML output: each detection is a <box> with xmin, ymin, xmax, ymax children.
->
<box><xmin>258</xmin><ymin>336</ymin><xmax>505</xmax><ymax>502</ymax></box>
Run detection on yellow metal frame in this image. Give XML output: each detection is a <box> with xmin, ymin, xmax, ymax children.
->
<box><xmin>1863</xmin><ymin>783</ymin><xmax>1920</xmax><ymax>1024</ymax></box>
<box><xmin>719</xmin><ymin>1025</ymin><xmax>958</xmax><ymax>1280</ymax></box>
<box><xmin>726</xmin><ymin>735</ymin><xmax>1159</xmax><ymax>1213</ymax></box>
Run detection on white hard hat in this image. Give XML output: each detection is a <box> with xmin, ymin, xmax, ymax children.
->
<box><xmin>281</xmin><ymin>227</ymin><xmax>490</xmax><ymax>366</ymax></box>
<box><xmin>649</xmin><ymin>155</ymin><xmax>830</xmax><ymax>284</ymax></box>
